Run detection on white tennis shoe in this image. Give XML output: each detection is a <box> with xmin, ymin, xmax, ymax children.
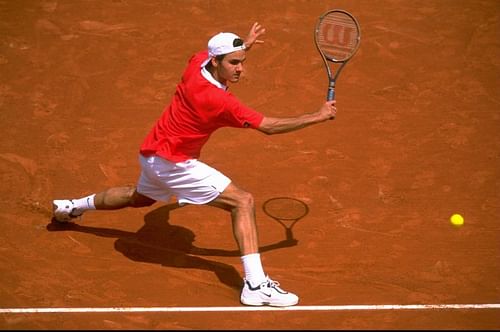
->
<box><xmin>240</xmin><ymin>276</ymin><xmax>299</xmax><ymax>307</ymax></box>
<box><xmin>52</xmin><ymin>199</ymin><xmax>83</xmax><ymax>222</ymax></box>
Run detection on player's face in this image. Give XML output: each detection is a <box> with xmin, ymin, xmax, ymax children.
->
<box><xmin>218</xmin><ymin>50</ymin><xmax>246</xmax><ymax>83</ymax></box>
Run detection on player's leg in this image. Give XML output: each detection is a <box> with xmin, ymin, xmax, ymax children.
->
<box><xmin>209</xmin><ymin>183</ymin><xmax>299</xmax><ymax>307</ymax></box>
<box><xmin>94</xmin><ymin>186</ymin><xmax>156</xmax><ymax>209</ymax></box>
<box><xmin>53</xmin><ymin>154</ymin><xmax>162</xmax><ymax>223</ymax></box>
<box><xmin>209</xmin><ymin>183</ymin><xmax>259</xmax><ymax>255</ymax></box>
<box><xmin>53</xmin><ymin>186</ymin><xmax>156</xmax><ymax>222</ymax></box>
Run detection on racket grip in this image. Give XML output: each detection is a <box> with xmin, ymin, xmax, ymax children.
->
<box><xmin>327</xmin><ymin>88</ymin><xmax>335</xmax><ymax>101</ymax></box>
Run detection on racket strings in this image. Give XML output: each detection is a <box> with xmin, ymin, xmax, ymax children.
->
<box><xmin>317</xmin><ymin>12</ymin><xmax>360</xmax><ymax>61</ymax></box>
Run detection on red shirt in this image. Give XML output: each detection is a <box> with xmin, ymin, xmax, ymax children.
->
<box><xmin>140</xmin><ymin>50</ymin><xmax>264</xmax><ymax>162</ymax></box>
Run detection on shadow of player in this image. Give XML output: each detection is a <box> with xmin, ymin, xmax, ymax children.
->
<box><xmin>47</xmin><ymin>202</ymin><xmax>299</xmax><ymax>290</ymax></box>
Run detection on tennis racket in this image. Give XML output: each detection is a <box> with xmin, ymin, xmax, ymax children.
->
<box><xmin>263</xmin><ymin>197</ymin><xmax>309</xmax><ymax>241</ymax></box>
<box><xmin>314</xmin><ymin>9</ymin><xmax>361</xmax><ymax>101</ymax></box>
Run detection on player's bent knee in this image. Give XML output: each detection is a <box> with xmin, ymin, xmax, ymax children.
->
<box><xmin>212</xmin><ymin>184</ymin><xmax>254</xmax><ymax>211</ymax></box>
<box><xmin>226</xmin><ymin>185</ymin><xmax>254</xmax><ymax>209</ymax></box>
<box><xmin>236</xmin><ymin>190</ymin><xmax>254</xmax><ymax>210</ymax></box>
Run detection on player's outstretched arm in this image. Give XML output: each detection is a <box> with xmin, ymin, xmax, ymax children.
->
<box><xmin>257</xmin><ymin>100</ymin><xmax>336</xmax><ymax>135</ymax></box>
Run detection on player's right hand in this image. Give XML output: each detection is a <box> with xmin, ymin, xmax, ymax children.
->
<box><xmin>320</xmin><ymin>100</ymin><xmax>337</xmax><ymax>120</ymax></box>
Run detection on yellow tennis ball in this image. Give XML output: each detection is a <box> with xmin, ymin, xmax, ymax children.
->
<box><xmin>450</xmin><ymin>214</ymin><xmax>464</xmax><ymax>227</ymax></box>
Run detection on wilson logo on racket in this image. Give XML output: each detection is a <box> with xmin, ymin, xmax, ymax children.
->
<box><xmin>321</xmin><ymin>24</ymin><xmax>356</xmax><ymax>47</ymax></box>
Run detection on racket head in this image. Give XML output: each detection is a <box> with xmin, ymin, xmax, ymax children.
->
<box><xmin>315</xmin><ymin>9</ymin><xmax>361</xmax><ymax>63</ymax></box>
<box><xmin>262</xmin><ymin>197</ymin><xmax>309</xmax><ymax>221</ymax></box>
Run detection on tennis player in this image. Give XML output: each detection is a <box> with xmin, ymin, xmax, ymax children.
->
<box><xmin>52</xmin><ymin>22</ymin><xmax>337</xmax><ymax>307</ymax></box>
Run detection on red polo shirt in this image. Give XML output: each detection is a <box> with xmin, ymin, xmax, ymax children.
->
<box><xmin>140</xmin><ymin>50</ymin><xmax>264</xmax><ymax>162</ymax></box>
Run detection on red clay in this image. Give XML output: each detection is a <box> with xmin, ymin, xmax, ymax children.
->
<box><xmin>0</xmin><ymin>0</ymin><xmax>499</xmax><ymax>329</ymax></box>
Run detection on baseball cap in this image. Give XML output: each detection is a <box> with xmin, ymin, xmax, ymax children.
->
<box><xmin>200</xmin><ymin>32</ymin><xmax>246</xmax><ymax>67</ymax></box>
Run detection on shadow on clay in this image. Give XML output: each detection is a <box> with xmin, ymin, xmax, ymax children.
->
<box><xmin>46</xmin><ymin>200</ymin><xmax>305</xmax><ymax>290</ymax></box>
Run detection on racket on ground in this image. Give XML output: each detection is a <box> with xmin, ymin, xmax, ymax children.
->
<box><xmin>263</xmin><ymin>197</ymin><xmax>309</xmax><ymax>241</ymax></box>
<box><xmin>314</xmin><ymin>9</ymin><xmax>361</xmax><ymax>101</ymax></box>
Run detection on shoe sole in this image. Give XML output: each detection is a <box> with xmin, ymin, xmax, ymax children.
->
<box><xmin>240</xmin><ymin>298</ymin><xmax>299</xmax><ymax>307</ymax></box>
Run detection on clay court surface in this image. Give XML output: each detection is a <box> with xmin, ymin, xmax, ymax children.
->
<box><xmin>1</xmin><ymin>0</ymin><xmax>499</xmax><ymax>329</ymax></box>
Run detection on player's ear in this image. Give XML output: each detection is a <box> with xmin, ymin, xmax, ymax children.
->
<box><xmin>210</xmin><ymin>57</ymin><xmax>219</xmax><ymax>68</ymax></box>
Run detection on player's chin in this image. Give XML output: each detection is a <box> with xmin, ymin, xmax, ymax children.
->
<box><xmin>230</xmin><ymin>76</ymin><xmax>241</xmax><ymax>83</ymax></box>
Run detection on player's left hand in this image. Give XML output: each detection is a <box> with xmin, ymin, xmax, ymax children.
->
<box><xmin>244</xmin><ymin>22</ymin><xmax>266</xmax><ymax>50</ymax></box>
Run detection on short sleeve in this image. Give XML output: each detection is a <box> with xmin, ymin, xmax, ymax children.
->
<box><xmin>222</xmin><ymin>93</ymin><xmax>264</xmax><ymax>129</ymax></box>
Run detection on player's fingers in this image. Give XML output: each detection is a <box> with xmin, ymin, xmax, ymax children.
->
<box><xmin>329</xmin><ymin>103</ymin><xmax>337</xmax><ymax>120</ymax></box>
<box><xmin>253</xmin><ymin>22</ymin><xmax>265</xmax><ymax>35</ymax></box>
<box><xmin>324</xmin><ymin>100</ymin><xmax>335</xmax><ymax>110</ymax></box>
<box><xmin>256</xmin><ymin>28</ymin><xmax>266</xmax><ymax>38</ymax></box>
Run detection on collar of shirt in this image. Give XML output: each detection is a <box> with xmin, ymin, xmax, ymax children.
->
<box><xmin>201</xmin><ymin>67</ymin><xmax>228</xmax><ymax>91</ymax></box>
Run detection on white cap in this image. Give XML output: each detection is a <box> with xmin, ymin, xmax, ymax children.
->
<box><xmin>200</xmin><ymin>32</ymin><xmax>246</xmax><ymax>67</ymax></box>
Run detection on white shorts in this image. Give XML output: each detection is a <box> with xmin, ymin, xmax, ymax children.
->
<box><xmin>136</xmin><ymin>155</ymin><xmax>231</xmax><ymax>205</ymax></box>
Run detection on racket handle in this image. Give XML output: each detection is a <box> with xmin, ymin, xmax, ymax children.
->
<box><xmin>327</xmin><ymin>88</ymin><xmax>335</xmax><ymax>101</ymax></box>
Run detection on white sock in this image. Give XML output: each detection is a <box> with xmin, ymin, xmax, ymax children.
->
<box><xmin>72</xmin><ymin>194</ymin><xmax>96</xmax><ymax>212</ymax></box>
<box><xmin>241</xmin><ymin>253</ymin><xmax>267</xmax><ymax>285</ymax></box>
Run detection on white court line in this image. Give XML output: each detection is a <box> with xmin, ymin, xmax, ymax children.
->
<box><xmin>1</xmin><ymin>304</ymin><xmax>499</xmax><ymax>313</ymax></box>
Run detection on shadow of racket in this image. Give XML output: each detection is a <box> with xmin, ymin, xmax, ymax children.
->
<box><xmin>262</xmin><ymin>197</ymin><xmax>309</xmax><ymax>242</ymax></box>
